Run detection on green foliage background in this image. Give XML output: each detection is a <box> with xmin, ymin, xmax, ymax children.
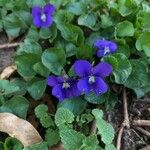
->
<box><xmin>0</xmin><ymin>0</ymin><xmax>150</xmax><ymax>149</ymax></box>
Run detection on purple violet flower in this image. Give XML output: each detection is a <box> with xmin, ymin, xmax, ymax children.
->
<box><xmin>94</xmin><ymin>39</ymin><xmax>117</xmax><ymax>57</ymax></box>
<box><xmin>32</xmin><ymin>3</ymin><xmax>55</xmax><ymax>28</ymax></box>
<box><xmin>73</xmin><ymin>60</ymin><xmax>112</xmax><ymax>95</ymax></box>
<box><xmin>47</xmin><ymin>75</ymin><xmax>80</xmax><ymax>101</ymax></box>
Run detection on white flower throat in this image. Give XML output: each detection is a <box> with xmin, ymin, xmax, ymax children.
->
<box><xmin>104</xmin><ymin>46</ymin><xmax>110</xmax><ymax>55</ymax></box>
<box><xmin>62</xmin><ymin>82</ymin><xmax>70</xmax><ymax>89</ymax></box>
<box><xmin>41</xmin><ymin>13</ymin><xmax>46</xmax><ymax>22</ymax></box>
<box><xmin>89</xmin><ymin>76</ymin><xmax>95</xmax><ymax>84</ymax></box>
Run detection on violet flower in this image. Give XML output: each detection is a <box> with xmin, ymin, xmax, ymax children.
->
<box><xmin>32</xmin><ymin>3</ymin><xmax>55</xmax><ymax>28</ymax></box>
<box><xmin>47</xmin><ymin>75</ymin><xmax>80</xmax><ymax>101</ymax></box>
<box><xmin>94</xmin><ymin>39</ymin><xmax>117</xmax><ymax>57</ymax></box>
<box><xmin>73</xmin><ymin>60</ymin><xmax>112</xmax><ymax>95</ymax></box>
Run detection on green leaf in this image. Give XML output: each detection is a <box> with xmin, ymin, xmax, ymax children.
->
<box><xmin>102</xmin><ymin>55</ymin><xmax>118</xmax><ymax>70</ymax></box>
<box><xmin>45</xmin><ymin>128</ymin><xmax>60</xmax><ymax>147</ymax></box>
<box><xmin>0</xmin><ymin>96</ymin><xmax>29</xmax><ymax>119</ymax></box>
<box><xmin>136</xmin><ymin>11</ymin><xmax>150</xmax><ymax>31</ymax></box>
<box><xmin>39</xmin><ymin>24</ymin><xmax>57</xmax><ymax>42</ymax></box>
<box><xmin>54</xmin><ymin>10</ymin><xmax>74</xmax><ymax>25</ymax></box>
<box><xmin>111</xmin><ymin>53</ymin><xmax>132</xmax><ymax>84</ymax></box>
<box><xmin>0</xmin><ymin>142</ymin><xmax>4</xmax><ymax>150</ymax></box>
<box><xmin>82</xmin><ymin>135</ymin><xmax>100</xmax><ymax>150</ymax></box>
<box><xmin>105</xmin><ymin>144</ymin><xmax>116</xmax><ymax>150</ymax></box>
<box><xmin>134</xmin><ymin>85</ymin><xmax>150</xmax><ymax>98</ymax></box>
<box><xmin>117</xmin><ymin>42</ymin><xmax>130</xmax><ymax>57</ymax></box>
<box><xmin>15</xmin><ymin>53</ymin><xmax>40</xmax><ymax>77</ymax></box>
<box><xmin>118</xmin><ymin>0</ymin><xmax>139</xmax><ymax>17</ymax></box>
<box><xmin>124</xmin><ymin>60</ymin><xmax>150</xmax><ymax>90</ymax></box>
<box><xmin>78</xmin><ymin>12</ymin><xmax>100</xmax><ymax>31</ymax></box>
<box><xmin>59</xmin><ymin>24</ymin><xmax>84</xmax><ymax>46</ymax></box>
<box><xmin>58</xmin><ymin>97</ymin><xmax>87</xmax><ymax>116</ymax></box>
<box><xmin>11</xmin><ymin>78</ymin><xmax>27</xmax><ymax>96</ymax></box>
<box><xmin>55</xmin><ymin>108</ymin><xmax>74</xmax><ymax>127</ymax></box>
<box><xmin>65</xmin><ymin>43</ymin><xmax>77</xmax><ymax>57</ymax></box>
<box><xmin>100</xmin><ymin>14</ymin><xmax>114</xmax><ymax>28</ymax></box>
<box><xmin>27</xmin><ymin>78</ymin><xmax>46</xmax><ymax>100</ymax></box>
<box><xmin>0</xmin><ymin>80</ymin><xmax>20</xmax><ymax>96</ymax></box>
<box><xmin>17</xmin><ymin>39</ymin><xmax>42</xmax><ymax>55</ymax></box>
<box><xmin>105</xmin><ymin>92</ymin><xmax>118</xmax><ymax>110</ymax></box>
<box><xmin>35</xmin><ymin>104</ymin><xmax>48</xmax><ymax>118</ymax></box>
<box><xmin>92</xmin><ymin>109</ymin><xmax>115</xmax><ymax>145</ymax></box>
<box><xmin>84</xmin><ymin>92</ymin><xmax>109</xmax><ymax>104</ymax></box>
<box><xmin>24</xmin><ymin>142</ymin><xmax>48</xmax><ymax>150</ymax></box>
<box><xmin>136</xmin><ymin>32</ymin><xmax>150</xmax><ymax>57</ymax></box>
<box><xmin>4</xmin><ymin>137</ymin><xmax>23</xmax><ymax>150</ymax></box>
<box><xmin>35</xmin><ymin>104</ymin><xmax>55</xmax><ymax>128</ymax></box>
<box><xmin>85</xmin><ymin>32</ymin><xmax>101</xmax><ymax>47</ymax></box>
<box><xmin>50</xmin><ymin>0</ymin><xmax>62</xmax><ymax>9</ymax></box>
<box><xmin>3</xmin><ymin>13</ymin><xmax>22</xmax><ymax>37</ymax></box>
<box><xmin>42</xmin><ymin>48</ymin><xmax>66</xmax><ymax>75</ymax></box>
<box><xmin>77</xmin><ymin>113</ymin><xmax>94</xmax><ymax>124</ymax></box>
<box><xmin>26</xmin><ymin>0</ymin><xmax>45</xmax><ymax>7</ymax></box>
<box><xmin>76</xmin><ymin>44</ymin><xmax>93</xmax><ymax>60</ymax></box>
<box><xmin>67</xmin><ymin>2</ymin><xmax>87</xmax><ymax>15</ymax></box>
<box><xmin>40</xmin><ymin>114</ymin><xmax>54</xmax><ymax>128</ymax></box>
<box><xmin>15</xmin><ymin>10</ymin><xmax>32</xmax><ymax>27</ymax></box>
<box><xmin>115</xmin><ymin>20</ymin><xmax>135</xmax><ymax>37</ymax></box>
<box><xmin>33</xmin><ymin>62</ymin><xmax>50</xmax><ymax>77</ymax></box>
<box><xmin>60</xmin><ymin>128</ymin><xmax>85</xmax><ymax>150</ymax></box>
<box><xmin>26</xmin><ymin>26</ymin><xmax>39</xmax><ymax>41</ymax></box>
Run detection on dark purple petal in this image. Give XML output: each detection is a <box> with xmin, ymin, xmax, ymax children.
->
<box><xmin>70</xmin><ymin>82</ymin><xmax>81</xmax><ymax>97</ymax></box>
<box><xmin>92</xmin><ymin>77</ymin><xmax>107</xmax><ymax>94</ymax></box>
<box><xmin>44</xmin><ymin>3</ymin><xmax>55</xmax><ymax>15</ymax></box>
<box><xmin>93</xmin><ymin>62</ymin><xmax>112</xmax><ymax>77</ymax></box>
<box><xmin>97</xmin><ymin>48</ymin><xmax>105</xmax><ymax>57</ymax></box>
<box><xmin>108</xmin><ymin>41</ymin><xmax>117</xmax><ymax>53</ymax></box>
<box><xmin>33</xmin><ymin>16</ymin><xmax>42</xmax><ymax>28</ymax></box>
<box><xmin>73</xmin><ymin>60</ymin><xmax>91</xmax><ymax>77</ymax></box>
<box><xmin>32</xmin><ymin>6</ymin><xmax>41</xmax><ymax>17</ymax></box>
<box><xmin>52</xmin><ymin>84</ymin><xmax>64</xmax><ymax>101</ymax></box>
<box><xmin>94</xmin><ymin>39</ymin><xmax>109</xmax><ymax>49</ymax></box>
<box><xmin>47</xmin><ymin>76</ymin><xmax>63</xmax><ymax>87</ymax></box>
<box><xmin>77</xmin><ymin>77</ymin><xmax>90</xmax><ymax>93</ymax></box>
<box><xmin>41</xmin><ymin>15</ymin><xmax>53</xmax><ymax>27</ymax></box>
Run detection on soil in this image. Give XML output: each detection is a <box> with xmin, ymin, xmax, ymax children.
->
<box><xmin>0</xmin><ymin>33</ymin><xmax>15</xmax><ymax>72</ymax></box>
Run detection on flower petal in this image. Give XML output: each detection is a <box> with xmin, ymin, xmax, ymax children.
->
<box><xmin>92</xmin><ymin>77</ymin><xmax>108</xmax><ymax>94</ymax></box>
<box><xmin>33</xmin><ymin>16</ymin><xmax>42</xmax><ymax>28</ymax></box>
<box><xmin>41</xmin><ymin>15</ymin><xmax>53</xmax><ymax>28</ymax></box>
<box><xmin>97</xmin><ymin>48</ymin><xmax>105</xmax><ymax>57</ymax></box>
<box><xmin>32</xmin><ymin>6</ymin><xmax>41</xmax><ymax>17</ymax></box>
<box><xmin>93</xmin><ymin>62</ymin><xmax>112</xmax><ymax>77</ymax></box>
<box><xmin>108</xmin><ymin>41</ymin><xmax>117</xmax><ymax>53</ymax></box>
<box><xmin>73</xmin><ymin>60</ymin><xmax>91</xmax><ymax>77</ymax></box>
<box><xmin>70</xmin><ymin>82</ymin><xmax>81</xmax><ymax>97</ymax></box>
<box><xmin>52</xmin><ymin>84</ymin><xmax>64</xmax><ymax>101</ymax></box>
<box><xmin>77</xmin><ymin>77</ymin><xmax>90</xmax><ymax>93</ymax></box>
<box><xmin>44</xmin><ymin>3</ymin><xmax>55</xmax><ymax>15</ymax></box>
<box><xmin>47</xmin><ymin>76</ymin><xmax>63</xmax><ymax>86</ymax></box>
<box><xmin>52</xmin><ymin>84</ymin><xmax>77</xmax><ymax>101</ymax></box>
<box><xmin>94</xmin><ymin>39</ymin><xmax>108</xmax><ymax>49</ymax></box>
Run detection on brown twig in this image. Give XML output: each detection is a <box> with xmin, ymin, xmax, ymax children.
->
<box><xmin>90</xmin><ymin>120</ymin><xmax>97</xmax><ymax>135</ymax></box>
<box><xmin>116</xmin><ymin>88</ymin><xmax>130</xmax><ymax>150</ymax></box>
<box><xmin>0</xmin><ymin>42</ymin><xmax>21</xmax><ymax>49</ymax></box>
<box><xmin>132</xmin><ymin>120</ymin><xmax>150</xmax><ymax>127</ymax></box>
<box><xmin>134</xmin><ymin>127</ymin><xmax>150</xmax><ymax>138</ymax></box>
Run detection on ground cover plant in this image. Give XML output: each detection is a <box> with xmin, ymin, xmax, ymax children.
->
<box><xmin>0</xmin><ymin>0</ymin><xmax>150</xmax><ymax>150</ymax></box>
